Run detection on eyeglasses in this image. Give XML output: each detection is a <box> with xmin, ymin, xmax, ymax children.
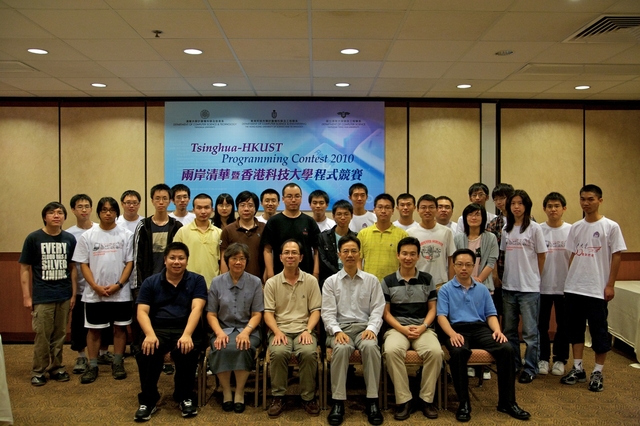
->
<box><xmin>123</xmin><ymin>202</ymin><xmax>139</xmax><ymax>207</ymax></box>
<box><xmin>454</xmin><ymin>262</ymin><xmax>474</xmax><ymax>269</ymax></box>
<box><xmin>340</xmin><ymin>249</ymin><xmax>359</xmax><ymax>255</ymax></box>
<box><xmin>284</xmin><ymin>194</ymin><xmax>302</xmax><ymax>200</ymax></box>
<box><xmin>282</xmin><ymin>250</ymin><xmax>300</xmax><ymax>256</ymax></box>
<box><xmin>229</xmin><ymin>256</ymin><xmax>246</xmax><ymax>263</ymax></box>
<box><xmin>471</xmin><ymin>192</ymin><xmax>487</xmax><ymax>198</ymax></box>
<box><xmin>100</xmin><ymin>208</ymin><xmax>117</xmax><ymax>214</ymax></box>
<box><xmin>238</xmin><ymin>202</ymin><xmax>255</xmax><ymax>210</ymax></box>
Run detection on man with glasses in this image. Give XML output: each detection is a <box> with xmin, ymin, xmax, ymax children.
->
<box><xmin>116</xmin><ymin>190</ymin><xmax>143</xmax><ymax>233</ymax></box>
<box><xmin>169</xmin><ymin>184</ymin><xmax>196</xmax><ymax>225</ymax></box>
<box><xmin>437</xmin><ymin>249</ymin><xmax>530</xmax><ymax>422</ymax></box>
<box><xmin>393</xmin><ymin>193</ymin><xmax>419</xmax><ymax>231</ymax></box>
<box><xmin>358</xmin><ymin>193</ymin><xmax>409</xmax><ymax>282</ymax></box>
<box><xmin>408</xmin><ymin>194</ymin><xmax>455</xmax><ymax>288</ymax></box>
<box><xmin>435</xmin><ymin>196</ymin><xmax>457</xmax><ymax>233</ymax></box>
<box><xmin>261</xmin><ymin>183</ymin><xmax>320</xmax><ymax>280</ymax></box>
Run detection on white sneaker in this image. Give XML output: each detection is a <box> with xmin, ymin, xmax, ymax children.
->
<box><xmin>467</xmin><ymin>367</ymin><xmax>476</xmax><ymax>377</ymax></box>
<box><xmin>551</xmin><ymin>361</ymin><xmax>565</xmax><ymax>376</ymax></box>
<box><xmin>538</xmin><ymin>360</ymin><xmax>549</xmax><ymax>375</ymax></box>
<box><xmin>483</xmin><ymin>370</ymin><xmax>491</xmax><ymax>380</ymax></box>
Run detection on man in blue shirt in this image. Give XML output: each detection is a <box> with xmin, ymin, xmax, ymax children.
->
<box><xmin>437</xmin><ymin>249</ymin><xmax>530</xmax><ymax>422</ymax></box>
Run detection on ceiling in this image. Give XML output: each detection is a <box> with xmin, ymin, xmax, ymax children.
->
<box><xmin>1</xmin><ymin>0</ymin><xmax>639</xmax><ymax>100</ymax></box>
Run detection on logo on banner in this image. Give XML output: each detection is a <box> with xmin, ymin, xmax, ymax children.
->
<box><xmin>337</xmin><ymin>111</ymin><xmax>350</xmax><ymax>118</ymax></box>
<box><xmin>200</xmin><ymin>110</ymin><xmax>210</xmax><ymax>119</ymax></box>
<box><xmin>271</xmin><ymin>110</ymin><xmax>277</xmax><ymax>119</ymax></box>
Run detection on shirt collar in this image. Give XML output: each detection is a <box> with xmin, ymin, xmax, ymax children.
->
<box><xmin>225</xmin><ymin>271</ymin><xmax>246</xmax><ymax>290</ymax></box>
<box><xmin>337</xmin><ymin>268</ymin><xmax>364</xmax><ymax>281</ymax></box>
<box><xmin>161</xmin><ymin>268</ymin><xmax>188</xmax><ymax>288</ymax></box>
<box><xmin>451</xmin><ymin>276</ymin><xmax>477</xmax><ymax>289</ymax></box>
<box><xmin>188</xmin><ymin>220</ymin><xmax>216</xmax><ymax>232</ymax></box>
<box><xmin>395</xmin><ymin>268</ymin><xmax>420</xmax><ymax>283</ymax></box>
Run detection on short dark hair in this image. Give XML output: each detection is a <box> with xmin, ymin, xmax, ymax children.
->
<box><xmin>150</xmin><ymin>183</ymin><xmax>172</xmax><ymax>199</ymax></box>
<box><xmin>417</xmin><ymin>194</ymin><xmax>437</xmax><ymax>206</ymax></box>
<box><xmin>308</xmin><ymin>189</ymin><xmax>329</xmax><ymax>204</ymax></box>
<box><xmin>338</xmin><ymin>235</ymin><xmax>360</xmax><ymax>251</ymax></box>
<box><xmin>236</xmin><ymin>191</ymin><xmax>259</xmax><ymax>209</ymax></box>
<box><xmin>260</xmin><ymin>188</ymin><xmax>280</xmax><ymax>202</ymax></box>
<box><xmin>374</xmin><ymin>193</ymin><xmax>395</xmax><ymax>209</ymax></box>
<box><xmin>332</xmin><ymin>199</ymin><xmax>353</xmax><ymax>216</ymax></box>
<box><xmin>171</xmin><ymin>184</ymin><xmax>191</xmax><ymax>199</ymax></box>
<box><xmin>193</xmin><ymin>193</ymin><xmax>213</xmax><ymax>205</ymax></box>
<box><xmin>70</xmin><ymin>194</ymin><xmax>92</xmax><ymax>209</ymax></box>
<box><xmin>436</xmin><ymin>195</ymin><xmax>454</xmax><ymax>210</ymax></box>
<box><xmin>280</xmin><ymin>238</ymin><xmax>302</xmax><ymax>253</ymax></box>
<box><xmin>543</xmin><ymin>192</ymin><xmax>567</xmax><ymax>208</ymax></box>
<box><xmin>492</xmin><ymin>183</ymin><xmax>514</xmax><ymax>199</ymax></box>
<box><xmin>120</xmin><ymin>190</ymin><xmax>141</xmax><ymax>203</ymax></box>
<box><xmin>349</xmin><ymin>183</ymin><xmax>368</xmax><ymax>197</ymax></box>
<box><xmin>164</xmin><ymin>241</ymin><xmax>189</xmax><ymax>258</ymax></box>
<box><xmin>453</xmin><ymin>248</ymin><xmax>476</xmax><ymax>264</ymax></box>
<box><xmin>462</xmin><ymin>203</ymin><xmax>487</xmax><ymax>236</ymax></box>
<box><xmin>282</xmin><ymin>182</ymin><xmax>301</xmax><ymax>196</ymax></box>
<box><xmin>397</xmin><ymin>236</ymin><xmax>420</xmax><ymax>254</ymax></box>
<box><xmin>468</xmin><ymin>183</ymin><xmax>489</xmax><ymax>197</ymax></box>
<box><xmin>396</xmin><ymin>193</ymin><xmax>416</xmax><ymax>205</ymax></box>
<box><xmin>223</xmin><ymin>242</ymin><xmax>250</xmax><ymax>266</ymax></box>
<box><xmin>41</xmin><ymin>202</ymin><xmax>67</xmax><ymax>225</ymax></box>
<box><xmin>96</xmin><ymin>197</ymin><xmax>120</xmax><ymax>219</ymax></box>
<box><xmin>581</xmin><ymin>184</ymin><xmax>602</xmax><ymax>199</ymax></box>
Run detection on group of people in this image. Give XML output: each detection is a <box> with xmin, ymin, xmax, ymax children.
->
<box><xmin>19</xmin><ymin>179</ymin><xmax>625</xmax><ymax>423</ymax></box>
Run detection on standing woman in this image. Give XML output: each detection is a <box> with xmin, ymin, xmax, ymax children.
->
<box><xmin>207</xmin><ymin>243</ymin><xmax>263</xmax><ymax>413</ymax></box>
<box><xmin>212</xmin><ymin>193</ymin><xmax>236</xmax><ymax>229</ymax></box>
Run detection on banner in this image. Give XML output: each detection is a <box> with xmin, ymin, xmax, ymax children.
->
<box><xmin>165</xmin><ymin>101</ymin><xmax>384</xmax><ymax>211</ymax></box>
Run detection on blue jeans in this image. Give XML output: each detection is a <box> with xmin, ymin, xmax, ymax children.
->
<box><xmin>502</xmin><ymin>290</ymin><xmax>540</xmax><ymax>376</ymax></box>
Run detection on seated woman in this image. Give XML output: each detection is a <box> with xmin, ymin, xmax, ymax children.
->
<box><xmin>207</xmin><ymin>243</ymin><xmax>263</xmax><ymax>413</ymax></box>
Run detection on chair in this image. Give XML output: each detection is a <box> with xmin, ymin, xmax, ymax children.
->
<box><xmin>442</xmin><ymin>348</ymin><xmax>496</xmax><ymax>410</ymax></box>
<box><xmin>382</xmin><ymin>350</ymin><xmax>443</xmax><ymax>410</ymax></box>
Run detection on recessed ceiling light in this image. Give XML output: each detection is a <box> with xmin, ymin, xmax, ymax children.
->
<box><xmin>27</xmin><ymin>48</ymin><xmax>48</xmax><ymax>55</ymax></box>
<box><xmin>183</xmin><ymin>48</ymin><xmax>202</xmax><ymax>55</ymax></box>
<box><xmin>340</xmin><ymin>48</ymin><xmax>359</xmax><ymax>55</ymax></box>
<box><xmin>457</xmin><ymin>84</ymin><xmax>472</xmax><ymax>89</ymax></box>
<box><xmin>575</xmin><ymin>85</ymin><xmax>590</xmax><ymax>90</ymax></box>
<box><xmin>335</xmin><ymin>83</ymin><xmax>350</xmax><ymax>87</ymax></box>
<box><xmin>495</xmin><ymin>50</ymin><xmax>514</xmax><ymax>56</ymax></box>
<box><xmin>212</xmin><ymin>83</ymin><xmax>227</xmax><ymax>87</ymax></box>
<box><xmin>91</xmin><ymin>83</ymin><xmax>107</xmax><ymax>88</ymax></box>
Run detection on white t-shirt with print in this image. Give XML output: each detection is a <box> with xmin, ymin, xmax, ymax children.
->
<box><xmin>169</xmin><ymin>212</ymin><xmax>195</xmax><ymax>225</ymax></box>
<box><xmin>539</xmin><ymin>222</ymin><xmax>572</xmax><ymax>295</ymax></box>
<box><xmin>316</xmin><ymin>217</ymin><xmax>336</xmax><ymax>232</ymax></box>
<box><xmin>116</xmin><ymin>215</ymin><xmax>143</xmax><ymax>234</ymax></box>
<box><xmin>393</xmin><ymin>220</ymin><xmax>419</xmax><ymax>231</ymax></box>
<box><xmin>349</xmin><ymin>211</ymin><xmax>377</xmax><ymax>233</ymax></box>
<box><xmin>501</xmin><ymin>221</ymin><xmax>547</xmax><ymax>292</ymax></box>
<box><xmin>407</xmin><ymin>223</ymin><xmax>456</xmax><ymax>285</ymax></box>
<box><xmin>66</xmin><ymin>223</ymin><xmax>98</xmax><ymax>294</ymax></box>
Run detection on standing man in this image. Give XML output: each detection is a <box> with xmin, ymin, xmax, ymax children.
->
<box><xmin>560</xmin><ymin>185</ymin><xmax>626</xmax><ymax>392</ymax></box>
<box><xmin>73</xmin><ymin>197</ymin><xmax>134</xmax><ymax>384</ymax></box>
<box><xmin>264</xmin><ymin>240</ymin><xmax>322</xmax><ymax>418</ymax></box>
<box><xmin>169</xmin><ymin>184</ymin><xmax>196</xmax><ymax>225</ymax></box>
<box><xmin>455</xmin><ymin>183</ymin><xmax>496</xmax><ymax>233</ymax></box>
<box><xmin>393</xmin><ymin>193</ymin><xmax>419</xmax><ymax>231</ymax></box>
<box><xmin>309</xmin><ymin>189</ymin><xmax>336</xmax><ymax>232</ymax></box>
<box><xmin>318</xmin><ymin>200</ymin><xmax>358</xmax><ymax>288</ymax></box>
<box><xmin>257</xmin><ymin>188</ymin><xmax>280</xmax><ymax>224</ymax></box>
<box><xmin>134</xmin><ymin>242</ymin><xmax>206</xmax><ymax>421</ymax></box>
<box><xmin>19</xmin><ymin>202</ymin><xmax>76</xmax><ymax>386</ymax></box>
<box><xmin>437</xmin><ymin>249</ymin><xmax>530</xmax><ymax>422</ymax></box>
<box><xmin>435</xmin><ymin>196</ymin><xmax>457</xmax><ymax>233</ymax></box>
<box><xmin>322</xmin><ymin>235</ymin><xmax>385</xmax><ymax>426</ymax></box>
<box><xmin>358</xmin><ymin>194</ymin><xmax>409</xmax><ymax>282</ymax></box>
<box><xmin>408</xmin><ymin>194</ymin><xmax>456</xmax><ymax>287</ymax></box>
<box><xmin>116</xmin><ymin>190</ymin><xmax>144</xmax><ymax>233</ymax></box>
<box><xmin>173</xmin><ymin>193</ymin><xmax>221</xmax><ymax>288</ymax></box>
<box><xmin>348</xmin><ymin>183</ymin><xmax>377</xmax><ymax>233</ymax></box>
<box><xmin>382</xmin><ymin>237</ymin><xmax>442</xmax><ymax>421</ymax></box>
<box><xmin>261</xmin><ymin>183</ymin><xmax>320</xmax><ymax>280</ymax></box>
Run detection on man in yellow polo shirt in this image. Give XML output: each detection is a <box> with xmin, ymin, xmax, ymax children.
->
<box><xmin>358</xmin><ymin>194</ymin><xmax>409</xmax><ymax>282</ymax></box>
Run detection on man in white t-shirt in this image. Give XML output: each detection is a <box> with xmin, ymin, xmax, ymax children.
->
<box><xmin>169</xmin><ymin>184</ymin><xmax>196</xmax><ymax>225</ymax></box>
<box><xmin>116</xmin><ymin>190</ymin><xmax>144</xmax><ymax>233</ymax></box>
<box><xmin>348</xmin><ymin>183</ymin><xmax>377</xmax><ymax>233</ymax></box>
<box><xmin>456</xmin><ymin>183</ymin><xmax>496</xmax><ymax>233</ymax></box>
<box><xmin>308</xmin><ymin>189</ymin><xmax>336</xmax><ymax>232</ymax></box>
<box><xmin>72</xmin><ymin>196</ymin><xmax>134</xmax><ymax>385</ymax></box>
<box><xmin>538</xmin><ymin>192</ymin><xmax>571</xmax><ymax>377</ymax></box>
<box><xmin>408</xmin><ymin>194</ymin><xmax>456</xmax><ymax>286</ymax></box>
<box><xmin>393</xmin><ymin>193</ymin><xmax>419</xmax><ymax>230</ymax></box>
<box><xmin>435</xmin><ymin>195</ymin><xmax>457</xmax><ymax>233</ymax></box>
<box><xmin>257</xmin><ymin>188</ymin><xmax>279</xmax><ymax>224</ymax></box>
<box><xmin>560</xmin><ymin>185</ymin><xmax>626</xmax><ymax>393</ymax></box>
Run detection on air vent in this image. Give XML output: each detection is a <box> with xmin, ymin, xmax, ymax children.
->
<box><xmin>517</xmin><ymin>63</ymin><xmax>640</xmax><ymax>76</ymax></box>
<box><xmin>565</xmin><ymin>15</ymin><xmax>640</xmax><ymax>43</ymax></box>
<box><xmin>0</xmin><ymin>61</ymin><xmax>38</xmax><ymax>72</ymax></box>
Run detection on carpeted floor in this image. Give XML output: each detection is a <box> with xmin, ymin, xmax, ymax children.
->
<box><xmin>2</xmin><ymin>342</ymin><xmax>639</xmax><ymax>425</ymax></box>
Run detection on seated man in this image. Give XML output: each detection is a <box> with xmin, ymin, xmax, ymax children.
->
<box><xmin>437</xmin><ymin>249</ymin><xmax>530</xmax><ymax>422</ymax></box>
<box><xmin>134</xmin><ymin>242</ymin><xmax>207</xmax><ymax>421</ymax></box>
<box><xmin>382</xmin><ymin>237</ymin><xmax>442</xmax><ymax>421</ymax></box>
<box><xmin>322</xmin><ymin>235</ymin><xmax>385</xmax><ymax>426</ymax></box>
<box><xmin>264</xmin><ymin>239</ymin><xmax>322</xmax><ymax>418</ymax></box>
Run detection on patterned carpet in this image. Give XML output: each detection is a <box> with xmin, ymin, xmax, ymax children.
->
<box><xmin>3</xmin><ymin>342</ymin><xmax>639</xmax><ymax>425</ymax></box>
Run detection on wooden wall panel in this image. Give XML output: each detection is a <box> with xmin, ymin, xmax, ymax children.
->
<box><xmin>501</xmin><ymin>108</ymin><xmax>583</xmax><ymax>224</ymax></box>
<box><xmin>385</xmin><ymin>106</ymin><xmax>408</xmax><ymax>220</ymax></box>
<box><xmin>145</xmin><ymin>105</ymin><xmax>165</xmax><ymax>217</ymax></box>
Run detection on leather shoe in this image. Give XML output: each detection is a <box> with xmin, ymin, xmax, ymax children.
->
<box><xmin>422</xmin><ymin>401</ymin><xmax>438</xmax><ymax>419</ymax></box>
<box><xmin>301</xmin><ymin>398</ymin><xmax>320</xmax><ymax>416</ymax></box>
<box><xmin>394</xmin><ymin>400</ymin><xmax>412</xmax><ymax>421</ymax></box>
<box><xmin>222</xmin><ymin>401</ymin><xmax>234</xmax><ymax>412</ymax></box>
<box><xmin>456</xmin><ymin>401</ymin><xmax>471</xmax><ymax>422</ymax></box>
<box><xmin>327</xmin><ymin>401</ymin><xmax>345</xmax><ymax>425</ymax></box>
<box><xmin>267</xmin><ymin>397</ymin><xmax>284</xmax><ymax>418</ymax></box>
<box><xmin>518</xmin><ymin>372</ymin><xmax>535</xmax><ymax>384</ymax></box>
<box><xmin>497</xmin><ymin>402</ymin><xmax>531</xmax><ymax>420</ymax></box>
<box><xmin>365</xmin><ymin>399</ymin><xmax>383</xmax><ymax>425</ymax></box>
<box><xmin>234</xmin><ymin>402</ymin><xmax>245</xmax><ymax>413</ymax></box>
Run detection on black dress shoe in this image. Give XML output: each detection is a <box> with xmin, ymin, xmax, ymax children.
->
<box><xmin>518</xmin><ymin>372</ymin><xmax>535</xmax><ymax>384</ymax></box>
<box><xmin>456</xmin><ymin>401</ymin><xmax>471</xmax><ymax>422</ymax></box>
<box><xmin>327</xmin><ymin>401</ymin><xmax>345</xmax><ymax>425</ymax></box>
<box><xmin>394</xmin><ymin>400</ymin><xmax>412</xmax><ymax>421</ymax></box>
<box><xmin>222</xmin><ymin>401</ymin><xmax>234</xmax><ymax>412</ymax></box>
<box><xmin>365</xmin><ymin>399</ymin><xmax>383</xmax><ymax>425</ymax></box>
<box><xmin>497</xmin><ymin>402</ymin><xmax>531</xmax><ymax>420</ymax></box>
<box><xmin>234</xmin><ymin>402</ymin><xmax>245</xmax><ymax>413</ymax></box>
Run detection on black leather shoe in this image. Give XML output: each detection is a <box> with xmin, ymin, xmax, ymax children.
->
<box><xmin>365</xmin><ymin>399</ymin><xmax>383</xmax><ymax>425</ymax></box>
<box><xmin>222</xmin><ymin>401</ymin><xmax>234</xmax><ymax>412</ymax></box>
<box><xmin>518</xmin><ymin>372</ymin><xmax>535</xmax><ymax>384</ymax></box>
<box><xmin>456</xmin><ymin>401</ymin><xmax>471</xmax><ymax>422</ymax></box>
<box><xmin>497</xmin><ymin>402</ymin><xmax>531</xmax><ymax>420</ymax></box>
<box><xmin>394</xmin><ymin>400</ymin><xmax>412</xmax><ymax>421</ymax></box>
<box><xmin>327</xmin><ymin>401</ymin><xmax>345</xmax><ymax>425</ymax></box>
<box><xmin>234</xmin><ymin>402</ymin><xmax>245</xmax><ymax>413</ymax></box>
<box><xmin>422</xmin><ymin>401</ymin><xmax>438</xmax><ymax>419</ymax></box>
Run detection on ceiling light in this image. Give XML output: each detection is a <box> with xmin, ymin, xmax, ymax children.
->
<box><xmin>91</xmin><ymin>83</ymin><xmax>107</xmax><ymax>88</ymax></box>
<box><xmin>457</xmin><ymin>84</ymin><xmax>472</xmax><ymax>89</ymax></box>
<box><xmin>340</xmin><ymin>48</ymin><xmax>359</xmax><ymax>55</ymax></box>
<box><xmin>495</xmin><ymin>50</ymin><xmax>514</xmax><ymax>56</ymax></box>
<box><xmin>212</xmin><ymin>83</ymin><xmax>227</xmax><ymax>87</ymax></box>
<box><xmin>183</xmin><ymin>49</ymin><xmax>202</xmax><ymax>55</ymax></box>
<box><xmin>27</xmin><ymin>48</ymin><xmax>48</xmax><ymax>55</ymax></box>
<box><xmin>335</xmin><ymin>83</ymin><xmax>350</xmax><ymax>87</ymax></box>
<box><xmin>575</xmin><ymin>85</ymin><xmax>590</xmax><ymax>90</ymax></box>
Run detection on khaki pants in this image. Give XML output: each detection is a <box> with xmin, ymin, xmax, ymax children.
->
<box><xmin>269</xmin><ymin>332</ymin><xmax>318</xmax><ymax>401</ymax></box>
<box><xmin>32</xmin><ymin>300</ymin><xmax>70</xmax><ymax>377</ymax></box>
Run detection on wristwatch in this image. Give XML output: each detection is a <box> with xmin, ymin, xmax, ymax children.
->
<box><xmin>116</xmin><ymin>281</ymin><xmax>123</xmax><ymax>289</ymax></box>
